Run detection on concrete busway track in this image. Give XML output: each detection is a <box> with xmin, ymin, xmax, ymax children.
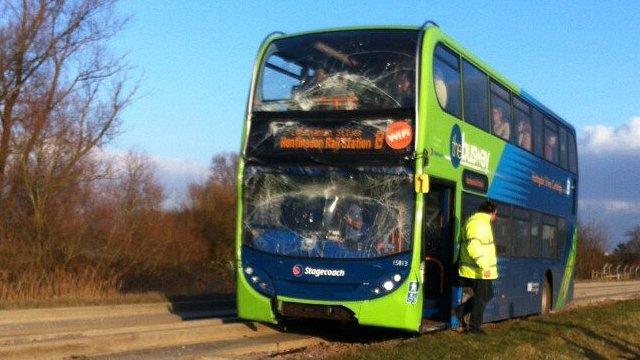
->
<box><xmin>1</xmin><ymin>280</ymin><xmax>639</xmax><ymax>359</ymax></box>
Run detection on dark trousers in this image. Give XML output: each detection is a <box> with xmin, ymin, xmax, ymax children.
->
<box><xmin>459</xmin><ymin>278</ymin><xmax>494</xmax><ymax>330</ymax></box>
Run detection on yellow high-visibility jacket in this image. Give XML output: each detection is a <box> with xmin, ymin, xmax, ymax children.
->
<box><xmin>458</xmin><ymin>212</ymin><xmax>499</xmax><ymax>280</ymax></box>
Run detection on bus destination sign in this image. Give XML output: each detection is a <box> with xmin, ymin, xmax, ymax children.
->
<box><xmin>276</xmin><ymin>120</ymin><xmax>412</xmax><ymax>152</ymax></box>
<box><xmin>247</xmin><ymin>118</ymin><xmax>414</xmax><ymax>159</ymax></box>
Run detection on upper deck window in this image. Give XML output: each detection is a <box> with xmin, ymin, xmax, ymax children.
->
<box><xmin>544</xmin><ymin>118</ymin><xmax>559</xmax><ymax>164</ymax></box>
<box><xmin>559</xmin><ymin>127</ymin><xmax>569</xmax><ymax>169</ymax></box>
<box><xmin>514</xmin><ymin>97</ymin><xmax>532</xmax><ymax>151</ymax></box>
<box><xmin>490</xmin><ymin>81</ymin><xmax>511</xmax><ymax>141</ymax></box>
<box><xmin>532</xmin><ymin>109</ymin><xmax>544</xmax><ymax>157</ymax></box>
<box><xmin>253</xmin><ymin>30</ymin><xmax>418</xmax><ymax>113</ymax></box>
<box><xmin>434</xmin><ymin>44</ymin><xmax>462</xmax><ymax>118</ymax></box>
<box><xmin>568</xmin><ymin>132</ymin><xmax>578</xmax><ymax>173</ymax></box>
<box><xmin>463</xmin><ymin>60</ymin><xmax>489</xmax><ymax>131</ymax></box>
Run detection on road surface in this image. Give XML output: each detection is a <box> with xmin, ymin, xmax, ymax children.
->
<box><xmin>1</xmin><ymin>280</ymin><xmax>639</xmax><ymax>359</ymax></box>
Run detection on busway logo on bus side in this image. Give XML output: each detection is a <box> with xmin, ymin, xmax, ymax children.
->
<box><xmin>449</xmin><ymin>124</ymin><xmax>491</xmax><ymax>174</ymax></box>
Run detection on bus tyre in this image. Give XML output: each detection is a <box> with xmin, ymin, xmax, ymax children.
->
<box><xmin>541</xmin><ymin>278</ymin><xmax>551</xmax><ymax>314</ymax></box>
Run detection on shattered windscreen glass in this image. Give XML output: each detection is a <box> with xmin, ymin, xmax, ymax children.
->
<box><xmin>253</xmin><ymin>30</ymin><xmax>418</xmax><ymax>112</ymax></box>
<box><xmin>243</xmin><ymin>166</ymin><xmax>414</xmax><ymax>259</ymax></box>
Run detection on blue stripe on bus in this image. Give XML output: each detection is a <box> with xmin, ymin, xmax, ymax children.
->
<box><xmin>488</xmin><ymin>144</ymin><xmax>574</xmax><ymax>216</ymax></box>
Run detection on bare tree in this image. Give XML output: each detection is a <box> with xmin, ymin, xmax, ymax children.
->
<box><xmin>575</xmin><ymin>220</ymin><xmax>611</xmax><ymax>279</ymax></box>
<box><xmin>97</xmin><ymin>151</ymin><xmax>166</xmax><ymax>276</ymax></box>
<box><xmin>178</xmin><ymin>153</ymin><xmax>238</xmax><ymax>293</ymax></box>
<box><xmin>0</xmin><ymin>0</ymin><xmax>134</xmax><ymax>240</ymax></box>
<box><xmin>611</xmin><ymin>225</ymin><xmax>640</xmax><ymax>265</ymax></box>
<box><xmin>209</xmin><ymin>152</ymin><xmax>237</xmax><ymax>188</ymax></box>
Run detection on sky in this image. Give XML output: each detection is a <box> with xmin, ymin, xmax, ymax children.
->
<box><xmin>110</xmin><ymin>1</ymin><xmax>640</xmax><ymax>247</ymax></box>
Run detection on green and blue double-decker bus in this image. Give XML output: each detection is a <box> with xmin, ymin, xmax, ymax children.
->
<box><xmin>236</xmin><ymin>22</ymin><xmax>578</xmax><ymax>332</ymax></box>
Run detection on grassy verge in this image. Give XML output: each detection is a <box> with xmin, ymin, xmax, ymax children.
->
<box><xmin>329</xmin><ymin>300</ymin><xmax>640</xmax><ymax>360</ymax></box>
<box><xmin>0</xmin><ymin>292</ymin><xmax>235</xmax><ymax>310</ymax></box>
<box><xmin>0</xmin><ymin>292</ymin><xmax>171</xmax><ymax>310</ymax></box>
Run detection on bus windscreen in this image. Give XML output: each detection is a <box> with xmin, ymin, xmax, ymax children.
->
<box><xmin>253</xmin><ymin>30</ymin><xmax>418</xmax><ymax>112</ymax></box>
<box><xmin>243</xmin><ymin>166</ymin><xmax>414</xmax><ymax>259</ymax></box>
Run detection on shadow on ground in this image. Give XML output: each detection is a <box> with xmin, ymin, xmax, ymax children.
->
<box><xmin>166</xmin><ymin>293</ymin><xmax>237</xmax><ymax>322</ymax></box>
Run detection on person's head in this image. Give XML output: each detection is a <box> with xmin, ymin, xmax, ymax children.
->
<box><xmin>492</xmin><ymin>107</ymin><xmax>503</xmax><ymax>124</ymax></box>
<box><xmin>518</xmin><ymin>120</ymin><xmax>531</xmax><ymax>133</ymax></box>
<box><xmin>478</xmin><ymin>201</ymin><xmax>498</xmax><ymax>221</ymax></box>
<box><xmin>315</xmin><ymin>68</ymin><xmax>327</xmax><ymax>82</ymax></box>
<box><xmin>394</xmin><ymin>71</ymin><xmax>411</xmax><ymax>93</ymax></box>
<box><xmin>345</xmin><ymin>204</ymin><xmax>363</xmax><ymax>229</ymax></box>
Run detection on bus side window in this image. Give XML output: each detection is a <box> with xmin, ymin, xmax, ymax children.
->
<box><xmin>463</xmin><ymin>60</ymin><xmax>489</xmax><ymax>131</ymax></box>
<box><xmin>544</xmin><ymin>118</ymin><xmax>559</xmax><ymax>164</ymax></box>
<box><xmin>530</xmin><ymin>212</ymin><xmax>542</xmax><ymax>257</ymax></box>
<box><xmin>462</xmin><ymin>193</ymin><xmax>485</xmax><ymax>222</ymax></box>
<box><xmin>568</xmin><ymin>132</ymin><xmax>578</xmax><ymax>173</ymax></box>
<box><xmin>557</xmin><ymin>218</ymin><xmax>567</xmax><ymax>259</ymax></box>
<box><xmin>559</xmin><ymin>127</ymin><xmax>568</xmax><ymax>170</ymax></box>
<box><xmin>494</xmin><ymin>202</ymin><xmax>511</xmax><ymax>255</ymax></box>
<box><xmin>512</xmin><ymin>207</ymin><xmax>530</xmax><ymax>257</ymax></box>
<box><xmin>514</xmin><ymin>97</ymin><xmax>532</xmax><ymax>151</ymax></box>
<box><xmin>490</xmin><ymin>81</ymin><xmax>511</xmax><ymax>141</ymax></box>
<box><xmin>542</xmin><ymin>215</ymin><xmax>557</xmax><ymax>258</ymax></box>
<box><xmin>434</xmin><ymin>44</ymin><xmax>461</xmax><ymax>118</ymax></box>
<box><xmin>532</xmin><ymin>109</ymin><xmax>544</xmax><ymax>157</ymax></box>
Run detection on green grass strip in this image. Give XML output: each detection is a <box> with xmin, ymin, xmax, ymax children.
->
<box><xmin>330</xmin><ymin>300</ymin><xmax>640</xmax><ymax>360</ymax></box>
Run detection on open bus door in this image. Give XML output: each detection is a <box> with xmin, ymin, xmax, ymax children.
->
<box><xmin>420</xmin><ymin>182</ymin><xmax>455</xmax><ymax>332</ymax></box>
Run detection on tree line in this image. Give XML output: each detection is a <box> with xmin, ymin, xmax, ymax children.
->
<box><xmin>576</xmin><ymin>222</ymin><xmax>640</xmax><ymax>279</ymax></box>
<box><xmin>0</xmin><ymin>0</ymin><xmax>238</xmax><ymax>303</ymax></box>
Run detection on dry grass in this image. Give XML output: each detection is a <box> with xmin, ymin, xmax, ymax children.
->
<box><xmin>0</xmin><ymin>267</ymin><xmax>126</xmax><ymax>309</ymax></box>
<box><xmin>0</xmin><ymin>154</ymin><xmax>238</xmax><ymax>309</ymax></box>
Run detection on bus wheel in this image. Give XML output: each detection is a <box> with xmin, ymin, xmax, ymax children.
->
<box><xmin>541</xmin><ymin>278</ymin><xmax>551</xmax><ymax>314</ymax></box>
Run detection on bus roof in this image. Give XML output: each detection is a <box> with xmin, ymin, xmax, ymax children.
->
<box><xmin>276</xmin><ymin>25</ymin><xmax>420</xmax><ymax>40</ymax></box>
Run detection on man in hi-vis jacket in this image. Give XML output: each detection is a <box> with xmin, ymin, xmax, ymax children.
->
<box><xmin>457</xmin><ymin>201</ymin><xmax>499</xmax><ymax>334</ymax></box>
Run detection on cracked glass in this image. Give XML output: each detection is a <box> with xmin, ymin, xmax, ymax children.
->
<box><xmin>243</xmin><ymin>166</ymin><xmax>414</xmax><ymax>259</ymax></box>
<box><xmin>253</xmin><ymin>30</ymin><xmax>418</xmax><ymax>112</ymax></box>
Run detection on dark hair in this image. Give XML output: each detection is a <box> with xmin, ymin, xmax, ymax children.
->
<box><xmin>478</xmin><ymin>201</ymin><xmax>497</xmax><ymax>214</ymax></box>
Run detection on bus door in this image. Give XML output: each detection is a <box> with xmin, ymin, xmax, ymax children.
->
<box><xmin>421</xmin><ymin>183</ymin><xmax>454</xmax><ymax>322</ymax></box>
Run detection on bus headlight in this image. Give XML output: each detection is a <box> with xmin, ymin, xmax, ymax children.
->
<box><xmin>242</xmin><ymin>264</ymin><xmax>274</xmax><ymax>297</ymax></box>
<box><xmin>382</xmin><ymin>281</ymin><xmax>395</xmax><ymax>291</ymax></box>
<box><xmin>370</xmin><ymin>271</ymin><xmax>408</xmax><ymax>297</ymax></box>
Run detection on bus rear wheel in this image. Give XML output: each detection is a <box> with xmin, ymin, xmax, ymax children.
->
<box><xmin>541</xmin><ymin>278</ymin><xmax>551</xmax><ymax>314</ymax></box>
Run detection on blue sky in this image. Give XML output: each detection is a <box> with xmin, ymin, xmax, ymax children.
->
<box><xmin>111</xmin><ymin>1</ymin><xmax>640</xmax><ymax>246</ymax></box>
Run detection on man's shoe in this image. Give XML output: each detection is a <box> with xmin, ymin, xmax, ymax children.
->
<box><xmin>469</xmin><ymin>328</ymin><xmax>487</xmax><ymax>335</ymax></box>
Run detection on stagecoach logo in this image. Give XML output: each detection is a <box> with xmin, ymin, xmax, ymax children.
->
<box><xmin>292</xmin><ymin>264</ymin><xmax>303</xmax><ymax>277</ymax></box>
<box><xmin>449</xmin><ymin>124</ymin><xmax>491</xmax><ymax>174</ymax></box>
<box><xmin>292</xmin><ymin>265</ymin><xmax>346</xmax><ymax>278</ymax></box>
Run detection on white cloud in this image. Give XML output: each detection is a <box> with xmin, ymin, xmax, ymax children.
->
<box><xmin>149</xmin><ymin>155</ymin><xmax>209</xmax><ymax>208</ymax></box>
<box><xmin>580</xmin><ymin>117</ymin><xmax>640</xmax><ymax>153</ymax></box>
<box><xmin>580</xmin><ymin>199</ymin><xmax>640</xmax><ymax>215</ymax></box>
<box><xmin>151</xmin><ymin>155</ymin><xmax>209</xmax><ymax>183</ymax></box>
